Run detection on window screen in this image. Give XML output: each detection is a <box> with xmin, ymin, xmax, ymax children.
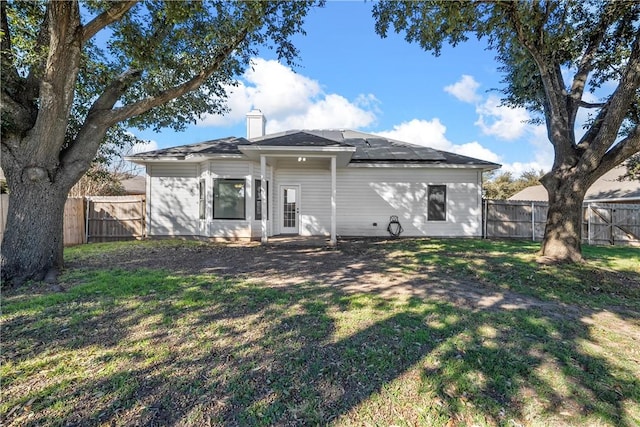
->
<box><xmin>213</xmin><ymin>179</ymin><xmax>245</xmax><ymax>219</ymax></box>
<box><xmin>255</xmin><ymin>180</ymin><xmax>269</xmax><ymax>220</ymax></box>
<box><xmin>428</xmin><ymin>185</ymin><xmax>446</xmax><ymax>221</ymax></box>
<box><xmin>199</xmin><ymin>179</ymin><xmax>206</xmax><ymax>220</ymax></box>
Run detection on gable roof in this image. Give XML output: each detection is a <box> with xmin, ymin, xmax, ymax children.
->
<box><xmin>128</xmin><ymin>130</ymin><xmax>500</xmax><ymax>169</ymax></box>
<box><xmin>509</xmin><ymin>166</ymin><xmax>640</xmax><ymax>203</ymax></box>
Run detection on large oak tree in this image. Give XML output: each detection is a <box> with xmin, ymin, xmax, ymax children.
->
<box><xmin>1</xmin><ymin>0</ymin><xmax>318</xmax><ymax>285</ymax></box>
<box><xmin>373</xmin><ymin>0</ymin><xmax>640</xmax><ymax>262</ymax></box>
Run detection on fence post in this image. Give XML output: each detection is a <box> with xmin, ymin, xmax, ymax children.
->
<box><xmin>483</xmin><ymin>199</ymin><xmax>488</xmax><ymax>239</ymax></box>
<box><xmin>140</xmin><ymin>197</ymin><xmax>146</xmax><ymax>238</ymax></box>
<box><xmin>611</xmin><ymin>206</ymin><xmax>615</xmax><ymax>246</ymax></box>
<box><xmin>587</xmin><ymin>204</ymin><xmax>592</xmax><ymax>245</ymax></box>
<box><xmin>531</xmin><ymin>201</ymin><xmax>535</xmax><ymax>241</ymax></box>
<box><xmin>85</xmin><ymin>197</ymin><xmax>91</xmax><ymax>244</ymax></box>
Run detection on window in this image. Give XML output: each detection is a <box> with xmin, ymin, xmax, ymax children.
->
<box><xmin>255</xmin><ymin>179</ymin><xmax>269</xmax><ymax>220</ymax></box>
<box><xmin>199</xmin><ymin>179</ymin><xmax>206</xmax><ymax>220</ymax></box>
<box><xmin>213</xmin><ymin>179</ymin><xmax>245</xmax><ymax>219</ymax></box>
<box><xmin>427</xmin><ymin>185</ymin><xmax>446</xmax><ymax>221</ymax></box>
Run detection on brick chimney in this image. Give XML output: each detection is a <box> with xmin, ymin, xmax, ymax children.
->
<box><xmin>246</xmin><ymin>109</ymin><xmax>266</xmax><ymax>140</ymax></box>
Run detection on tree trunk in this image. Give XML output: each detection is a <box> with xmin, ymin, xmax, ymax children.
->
<box><xmin>1</xmin><ymin>177</ymin><xmax>68</xmax><ymax>286</ymax></box>
<box><xmin>539</xmin><ymin>172</ymin><xmax>589</xmax><ymax>263</ymax></box>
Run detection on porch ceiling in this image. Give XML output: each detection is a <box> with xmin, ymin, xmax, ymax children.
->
<box><xmin>238</xmin><ymin>146</ymin><xmax>355</xmax><ymax>167</ymax></box>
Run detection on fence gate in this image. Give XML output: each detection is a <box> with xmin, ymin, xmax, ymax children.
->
<box><xmin>86</xmin><ymin>196</ymin><xmax>145</xmax><ymax>243</ymax></box>
<box><xmin>586</xmin><ymin>203</ymin><xmax>640</xmax><ymax>246</ymax></box>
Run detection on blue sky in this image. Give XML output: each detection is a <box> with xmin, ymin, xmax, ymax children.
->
<box><xmin>132</xmin><ymin>1</ymin><xmax>556</xmax><ymax>176</ymax></box>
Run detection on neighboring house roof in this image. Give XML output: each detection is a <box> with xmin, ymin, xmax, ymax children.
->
<box><xmin>128</xmin><ymin>130</ymin><xmax>500</xmax><ymax>169</ymax></box>
<box><xmin>120</xmin><ymin>175</ymin><xmax>146</xmax><ymax>195</ymax></box>
<box><xmin>509</xmin><ymin>166</ymin><xmax>640</xmax><ymax>203</ymax></box>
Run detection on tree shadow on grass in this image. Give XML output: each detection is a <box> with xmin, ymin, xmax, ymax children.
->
<box><xmin>2</xmin><ymin>248</ymin><xmax>639</xmax><ymax>426</ymax></box>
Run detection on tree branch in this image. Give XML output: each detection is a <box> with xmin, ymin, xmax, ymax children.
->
<box><xmin>81</xmin><ymin>1</ymin><xmax>137</xmax><ymax>43</ymax></box>
<box><xmin>568</xmin><ymin>2</ymin><xmax>616</xmax><ymax>118</ymax></box>
<box><xmin>1</xmin><ymin>87</ymin><xmax>37</xmax><ymax>135</ymax></box>
<box><xmin>585</xmin><ymin>28</ymin><xmax>640</xmax><ymax>160</ymax></box>
<box><xmin>105</xmin><ymin>27</ymin><xmax>250</xmax><ymax>126</ymax></box>
<box><xmin>578</xmin><ymin>100</ymin><xmax>606</xmax><ymax>109</ymax></box>
<box><xmin>29</xmin><ymin>1</ymin><xmax>83</xmax><ymax>164</ymax></box>
<box><xmin>1</xmin><ymin>1</ymin><xmax>14</xmax><ymax>73</ymax></box>
<box><xmin>597</xmin><ymin>125</ymin><xmax>640</xmax><ymax>174</ymax></box>
<box><xmin>61</xmin><ymin>12</ymin><xmax>256</xmax><ymax>182</ymax></box>
<box><xmin>21</xmin><ymin>3</ymin><xmax>52</xmax><ymax>104</ymax></box>
<box><xmin>1</xmin><ymin>1</ymin><xmax>24</xmax><ymax>132</ymax></box>
<box><xmin>505</xmin><ymin>2</ymin><xmax>575</xmax><ymax>165</ymax></box>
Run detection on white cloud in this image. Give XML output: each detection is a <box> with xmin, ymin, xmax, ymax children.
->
<box><xmin>375</xmin><ymin>118</ymin><xmax>451</xmax><ymax>149</ymax></box>
<box><xmin>128</xmin><ymin>139</ymin><xmax>159</xmax><ymax>154</ymax></box>
<box><xmin>444</xmin><ymin>75</ymin><xmax>481</xmax><ymax>103</ymax></box>
<box><xmin>500</xmin><ymin>125</ymin><xmax>553</xmax><ymax>176</ymax></box>
<box><xmin>267</xmin><ymin>94</ymin><xmax>377</xmax><ymax>132</ymax></box>
<box><xmin>197</xmin><ymin>58</ymin><xmax>377</xmax><ymax>132</ymax></box>
<box><xmin>192</xmin><ymin>61</ymin><xmax>553</xmax><ymax>173</ymax></box>
<box><xmin>475</xmin><ymin>95</ymin><xmax>530</xmax><ymax>140</ymax></box>
<box><xmin>451</xmin><ymin>141</ymin><xmax>501</xmax><ymax>163</ymax></box>
<box><xmin>375</xmin><ymin>118</ymin><xmax>501</xmax><ymax>163</ymax></box>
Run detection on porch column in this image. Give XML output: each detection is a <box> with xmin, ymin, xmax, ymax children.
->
<box><xmin>260</xmin><ymin>155</ymin><xmax>268</xmax><ymax>244</ymax></box>
<box><xmin>330</xmin><ymin>155</ymin><xmax>337</xmax><ymax>246</ymax></box>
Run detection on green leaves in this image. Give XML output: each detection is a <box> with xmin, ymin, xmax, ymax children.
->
<box><xmin>2</xmin><ymin>1</ymin><xmax>47</xmax><ymax>75</ymax></box>
<box><xmin>2</xmin><ymin>0</ymin><xmax>321</xmax><ymax>156</ymax></box>
<box><xmin>373</xmin><ymin>1</ymin><xmax>479</xmax><ymax>57</ymax></box>
<box><xmin>372</xmin><ymin>0</ymin><xmax>640</xmax><ymax>126</ymax></box>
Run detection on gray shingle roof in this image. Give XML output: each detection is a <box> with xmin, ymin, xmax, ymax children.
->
<box><xmin>128</xmin><ymin>130</ymin><xmax>499</xmax><ymax>167</ymax></box>
<box><xmin>128</xmin><ymin>137</ymin><xmax>248</xmax><ymax>158</ymax></box>
<box><xmin>240</xmin><ymin>130</ymin><xmax>352</xmax><ymax>147</ymax></box>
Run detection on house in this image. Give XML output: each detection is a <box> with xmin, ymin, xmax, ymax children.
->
<box><xmin>127</xmin><ymin>110</ymin><xmax>500</xmax><ymax>244</ymax></box>
<box><xmin>509</xmin><ymin>166</ymin><xmax>640</xmax><ymax>204</ymax></box>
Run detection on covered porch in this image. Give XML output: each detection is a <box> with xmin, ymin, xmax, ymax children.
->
<box><xmin>239</xmin><ymin>144</ymin><xmax>356</xmax><ymax>246</ymax></box>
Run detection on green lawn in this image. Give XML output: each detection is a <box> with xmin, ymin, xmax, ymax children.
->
<box><xmin>1</xmin><ymin>239</ymin><xmax>639</xmax><ymax>426</ymax></box>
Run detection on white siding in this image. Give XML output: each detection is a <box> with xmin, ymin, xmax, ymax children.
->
<box><xmin>336</xmin><ymin>167</ymin><xmax>482</xmax><ymax>237</ymax></box>
<box><xmin>148</xmin><ymin>163</ymin><xmax>199</xmax><ymax>236</ymax></box>
<box><xmin>274</xmin><ymin>168</ymin><xmax>331</xmax><ymax>236</ymax></box>
<box><xmin>147</xmin><ymin>159</ymin><xmax>483</xmax><ymax>239</ymax></box>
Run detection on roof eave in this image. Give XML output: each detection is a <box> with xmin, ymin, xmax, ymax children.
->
<box><xmin>239</xmin><ymin>145</ymin><xmax>356</xmax><ymax>153</ymax></box>
<box><xmin>347</xmin><ymin>162</ymin><xmax>501</xmax><ymax>170</ymax></box>
<box><xmin>124</xmin><ymin>154</ymin><xmax>245</xmax><ymax>164</ymax></box>
<box><xmin>239</xmin><ymin>145</ymin><xmax>356</xmax><ymax>167</ymax></box>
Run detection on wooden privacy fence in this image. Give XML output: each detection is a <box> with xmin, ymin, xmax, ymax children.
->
<box><xmin>64</xmin><ymin>198</ymin><xmax>86</xmax><ymax>246</ymax></box>
<box><xmin>484</xmin><ymin>199</ymin><xmax>640</xmax><ymax>246</ymax></box>
<box><xmin>86</xmin><ymin>196</ymin><xmax>146</xmax><ymax>243</ymax></box>
<box><xmin>585</xmin><ymin>204</ymin><xmax>640</xmax><ymax>246</ymax></box>
<box><xmin>0</xmin><ymin>195</ymin><xmax>145</xmax><ymax>246</ymax></box>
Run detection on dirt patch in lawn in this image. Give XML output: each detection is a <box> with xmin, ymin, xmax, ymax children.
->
<box><xmin>65</xmin><ymin>238</ymin><xmax>638</xmax><ymax>324</ymax></box>
<box><xmin>4</xmin><ymin>238</ymin><xmax>639</xmax><ymax>427</ymax></box>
